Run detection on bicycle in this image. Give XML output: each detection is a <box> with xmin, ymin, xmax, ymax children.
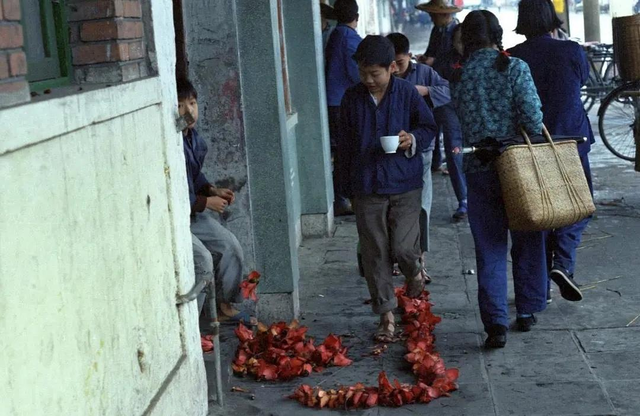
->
<box><xmin>598</xmin><ymin>79</ymin><xmax>640</xmax><ymax>162</ymax></box>
<box><xmin>581</xmin><ymin>43</ymin><xmax>621</xmax><ymax>113</ymax></box>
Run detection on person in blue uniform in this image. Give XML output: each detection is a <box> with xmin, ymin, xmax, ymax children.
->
<box><xmin>336</xmin><ymin>35</ymin><xmax>437</xmax><ymax>342</ymax></box>
<box><xmin>509</xmin><ymin>0</ymin><xmax>593</xmax><ymax>304</ymax></box>
<box><xmin>325</xmin><ymin>0</ymin><xmax>362</xmax><ymax>216</ymax></box>
<box><xmin>386</xmin><ymin>32</ymin><xmax>450</xmax><ymax>273</ymax></box>
<box><xmin>415</xmin><ymin>0</ymin><xmax>468</xmax><ymax>221</ymax></box>
<box><xmin>452</xmin><ymin>11</ymin><xmax>547</xmax><ymax>348</ymax></box>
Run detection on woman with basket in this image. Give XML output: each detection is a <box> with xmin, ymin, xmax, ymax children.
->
<box><xmin>451</xmin><ymin>11</ymin><xmax>548</xmax><ymax>348</ymax></box>
<box><xmin>509</xmin><ymin>0</ymin><xmax>594</xmax><ymax>304</ymax></box>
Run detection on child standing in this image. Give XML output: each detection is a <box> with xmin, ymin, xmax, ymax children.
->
<box><xmin>386</xmin><ymin>32</ymin><xmax>451</xmax><ymax>269</ymax></box>
<box><xmin>336</xmin><ymin>36</ymin><xmax>437</xmax><ymax>342</ymax></box>
<box><xmin>177</xmin><ymin>78</ymin><xmax>254</xmax><ymax>325</ymax></box>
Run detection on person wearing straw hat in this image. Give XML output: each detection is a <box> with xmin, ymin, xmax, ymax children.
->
<box><xmin>415</xmin><ymin>0</ymin><xmax>468</xmax><ymax>222</ymax></box>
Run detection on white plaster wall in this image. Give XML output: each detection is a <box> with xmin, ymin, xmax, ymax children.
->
<box><xmin>0</xmin><ymin>0</ymin><xmax>207</xmax><ymax>414</ymax></box>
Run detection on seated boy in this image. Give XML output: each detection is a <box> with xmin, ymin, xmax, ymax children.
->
<box><xmin>336</xmin><ymin>36</ymin><xmax>437</xmax><ymax>342</ymax></box>
<box><xmin>177</xmin><ymin>78</ymin><xmax>253</xmax><ymax>325</ymax></box>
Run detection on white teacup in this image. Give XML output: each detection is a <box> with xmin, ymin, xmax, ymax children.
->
<box><xmin>380</xmin><ymin>135</ymin><xmax>400</xmax><ymax>154</ymax></box>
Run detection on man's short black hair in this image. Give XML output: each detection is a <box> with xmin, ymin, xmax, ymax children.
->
<box><xmin>386</xmin><ymin>33</ymin><xmax>411</xmax><ymax>55</ymax></box>
<box><xmin>333</xmin><ymin>0</ymin><xmax>359</xmax><ymax>24</ymax></box>
<box><xmin>177</xmin><ymin>78</ymin><xmax>198</xmax><ymax>101</ymax></box>
<box><xmin>353</xmin><ymin>35</ymin><xmax>396</xmax><ymax>67</ymax></box>
<box><xmin>515</xmin><ymin>0</ymin><xmax>564</xmax><ymax>38</ymax></box>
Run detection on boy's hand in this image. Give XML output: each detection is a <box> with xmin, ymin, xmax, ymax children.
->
<box><xmin>215</xmin><ymin>188</ymin><xmax>236</xmax><ymax>204</ymax></box>
<box><xmin>398</xmin><ymin>130</ymin><xmax>413</xmax><ymax>150</ymax></box>
<box><xmin>206</xmin><ymin>196</ymin><xmax>228</xmax><ymax>213</ymax></box>
<box><xmin>415</xmin><ymin>85</ymin><xmax>430</xmax><ymax>97</ymax></box>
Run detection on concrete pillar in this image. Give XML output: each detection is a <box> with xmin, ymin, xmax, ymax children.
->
<box><xmin>181</xmin><ymin>0</ymin><xmax>256</xmax><ymax>271</ymax></box>
<box><xmin>236</xmin><ymin>0</ymin><xmax>300</xmax><ymax>323</ymax></box>
<box><xmin>282</xmin><ymin>0</ymin><xmax>335</xmax><ymax>238</ymax></box>
<box><xmin>583</xmin><ymin>0</ymin><xmax>601</xmax><ymax>42</ymax></box>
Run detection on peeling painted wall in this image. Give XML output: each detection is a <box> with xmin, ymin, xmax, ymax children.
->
<box><xmin>0</xmin><ymin>0</ymin><xmax>208</xmax><ymax>414</ymax></box>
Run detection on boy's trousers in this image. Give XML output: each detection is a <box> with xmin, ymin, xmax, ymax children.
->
<box><xmin>191</xmin><ymin>210</ymin><xmax>244</xmax><ymax>312</ymax></box>
<box><xmin>355</xmin><ymin>188</ymin><xmax>422</xmax><ymax>315</ymax></box>
<box><xmin>466</xmin><ymin>170</ymin><xmax>547</xmax><ymax>331</ymax></box>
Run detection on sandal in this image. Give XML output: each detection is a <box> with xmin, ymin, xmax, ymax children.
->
<box><xmin>219</xmin><ymin>309</ymin><xmax>258</xmax><ymax>327</ymax></box>
<box><xmin>423</xmin><ymin>268</ymin><xmax>432</xmax><ymax>285</ymax></box>
<box><xmin>373</xmin><ymin>318</ymin><xmax>396</xmax><ymax>343</ymax></box>
<box><xmin>405</xmin><ymin>270</ymin><xmax>428</xmax><ymax>298</ymax></box>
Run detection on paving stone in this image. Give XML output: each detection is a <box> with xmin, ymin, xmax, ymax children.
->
<box><xmin>376</xmin><ymin>383</ymin><xmax>495</xmax><ymax>416</ymax></box>
<box><xmin>484</xmin><ymin>352</ymin><xmax>595</xmax><ymax>383</ymax></box>
<box><xmin>493</xmin><ymin>381</ymin><xmax>614</xmax><ymax>416</ymax></box>
<box><xmin>604</xmin><ymin>381</ymin><xmax>640</xmax><ymax>416</ymax></box>
<box><xmin>574</xmin><ymin>327</ymin><xmax>640</xmax><ymax>353</ymax></box>
<box><xmin>440</xmin><ymin>353</ymin><xmax>486</xmax><ymax>384</ymax></box>
<box><xmin>435</xmin><ymin>332</ymin><xmax>483</xmax><ymax>355</ymax></box>
<box><xmin>587</xmin><ymin>351</ymin><xmax>640</xmax><ymax>380</ymax></box>
<box><xmin>482</xmin><ymin>330</ymin><xmax>581</xmax><ymax>357</ymax></box>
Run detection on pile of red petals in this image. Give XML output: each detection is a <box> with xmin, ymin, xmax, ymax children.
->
<box><xmin>239</xmin><ymin>271</ymin><xmax>261</xmax><ymax>301</ymax></box>
<box><xmin>232</xmin><ymin>320</ymin><xmax>353</xmax><ymax>381</ymax></box>
<box><xmin>290</xmin><ymin>287</ymin><xmax>459</xmax><ymax>409</ymax></box>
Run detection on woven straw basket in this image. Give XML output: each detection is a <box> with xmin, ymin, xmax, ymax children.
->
<box><xmin>496</xmin><ymin>126</ymin><xmax>595</xmax><ymax>232</ymax></box>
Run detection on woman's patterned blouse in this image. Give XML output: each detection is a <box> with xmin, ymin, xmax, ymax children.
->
<box><xmin>452</xmin><ymin>48</ymin><xmax>543</xmax><ymax>173</ymax></box>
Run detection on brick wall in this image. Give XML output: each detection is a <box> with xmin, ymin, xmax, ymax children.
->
<box><xmin>0</xmin><ymin>0</ymin><xmax>30</xmax><ymax>108</ymax></box>
<box><xmin>68</xmin><ymin>0</ymin><xmax>148</xmax><ymax>83</ymax></box>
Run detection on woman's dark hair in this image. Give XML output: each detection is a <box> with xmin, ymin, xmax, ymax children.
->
<box><xmin>461</xmin><ymin>10</ymin><xmax>510</xmax><ymax>72</ymax></box>
<box><xmin>515</xmin><ymin>0</ymin><xmax>564</xmax><ymax>38</ymax></box>
<box><xmin>386</xmin><ymin>32</ymin><xmax>411</xmax><ymax>55</ymax></box>
<box><xmin>177</xmin><ymin>78</ymin><xmax>198</xmax><ymax>101</ymax></box>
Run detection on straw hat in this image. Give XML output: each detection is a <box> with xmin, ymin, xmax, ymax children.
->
<box><xmin>416</xmin><ymin>0</ymin><xmax>462</xmax><ymax>14</ymax></box>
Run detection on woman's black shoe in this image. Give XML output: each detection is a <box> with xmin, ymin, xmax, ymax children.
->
<box><xmin>484</xmin><ymin>324</ymin><xmax>507</xmax><ymax>349</ymax></box>
<box><xmin>550</xmin><ymin>268</ymin><xmax>583</xmax><ymax>301</ymax></box>
<box><xmin>516</xmin><ymin>314</ymin><xmax>537</xmax><ymax>332</ymax></box>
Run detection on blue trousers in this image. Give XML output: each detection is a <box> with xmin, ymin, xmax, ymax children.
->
<box><xmin>545</xmin><ymin>153</ymin><xmax>593</xmax><ymax>275</ymax></box>
<box><xmin>434</xmin><ymin>103</ymin><xmax>467</xmax><ymax>205</ymax></box>
<box><xmin>467</xmin><ymin>170</ymin><xmax>548</xmax><ymax>331</ymax></box>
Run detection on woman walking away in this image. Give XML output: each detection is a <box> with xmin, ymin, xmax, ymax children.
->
<box><xmin>452</xmin><ymin>11</ymin><xmax>548</xmax><ymax>348</ymax></box>
<box><xmin>509</xmin><ymin>0</ymin><xmax>593</xmax><ymax>304</ymax></box>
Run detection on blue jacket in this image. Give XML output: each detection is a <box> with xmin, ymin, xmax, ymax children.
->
<box><xmin>325</xmin><ymin>24</ymin><xmax>362</xmax><ymax>107</ymax></box>
<box><xmin>183</xmin><ymin>128</ymin><xmax>211</xmax><ymax>213</ymax></box>
<box><xmin>336</xmin><ymin>76</ymin><xmax>438</xmax><ymax>197</ymax></box>
<box><xmin>508</xmin><ymin>35</ymin><xmax>594</xmax><ymax>155</ymax></box>
<box><xmin>425</xmin><ymin>19</ymin><xmax>459</xmax><ymax>79</ymax></box>
<box><xmin>400</xmin><ymin>61</ymin><xmax>451</xmax><ymax>151</ymax></box>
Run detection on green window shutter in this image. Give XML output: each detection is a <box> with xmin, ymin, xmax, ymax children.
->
<box><xmin>21</xmin><ymin>0</ymin><xmax>70</xmax><ymax>89</ymax></box>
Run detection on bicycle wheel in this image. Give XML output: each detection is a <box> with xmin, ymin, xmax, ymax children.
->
<box><xmin>598</xmin><ymin>80</ymin><xmax>640</xmax><ymax>162</ymax></box>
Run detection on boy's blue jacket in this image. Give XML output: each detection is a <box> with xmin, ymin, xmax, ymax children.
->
<box><xmin>336</xmin><ymin>75</ymin><xmax>437</xmax><ymax>198</ymax></box>
<box><xmin>183</xmin><ymin>128</ymin><xmax>211</xmax><ymax>212</ymax></box>
<box><xmin>325</xmin><ymin>24</ymin><xmax>362</xmax><ymax>107</ymax></box>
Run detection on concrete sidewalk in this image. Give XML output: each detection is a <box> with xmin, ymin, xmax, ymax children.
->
<box><xmin>208</xmin><ymin>142</ymin><xmax>640</xmax><ymax>416</ymax></box>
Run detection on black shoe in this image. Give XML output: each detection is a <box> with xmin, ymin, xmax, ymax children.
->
<box><xmin>484</xmin><ymin>324</ymin><xmax>507</xmax><ymax>349</ymax></box>
<box><xmin>550</xmin><ymin>268</ymin><xmax>583</xmax><ymax>302</ymax></box>
<box><xmin>516</xmin><ymin>314</ymin><xmax>537</xmax><ymax>332</ymax></box>
<box><xmin>547</xmin><ymin>287</ymin><xmax>552</xmax><ymax>304</ymax></box>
